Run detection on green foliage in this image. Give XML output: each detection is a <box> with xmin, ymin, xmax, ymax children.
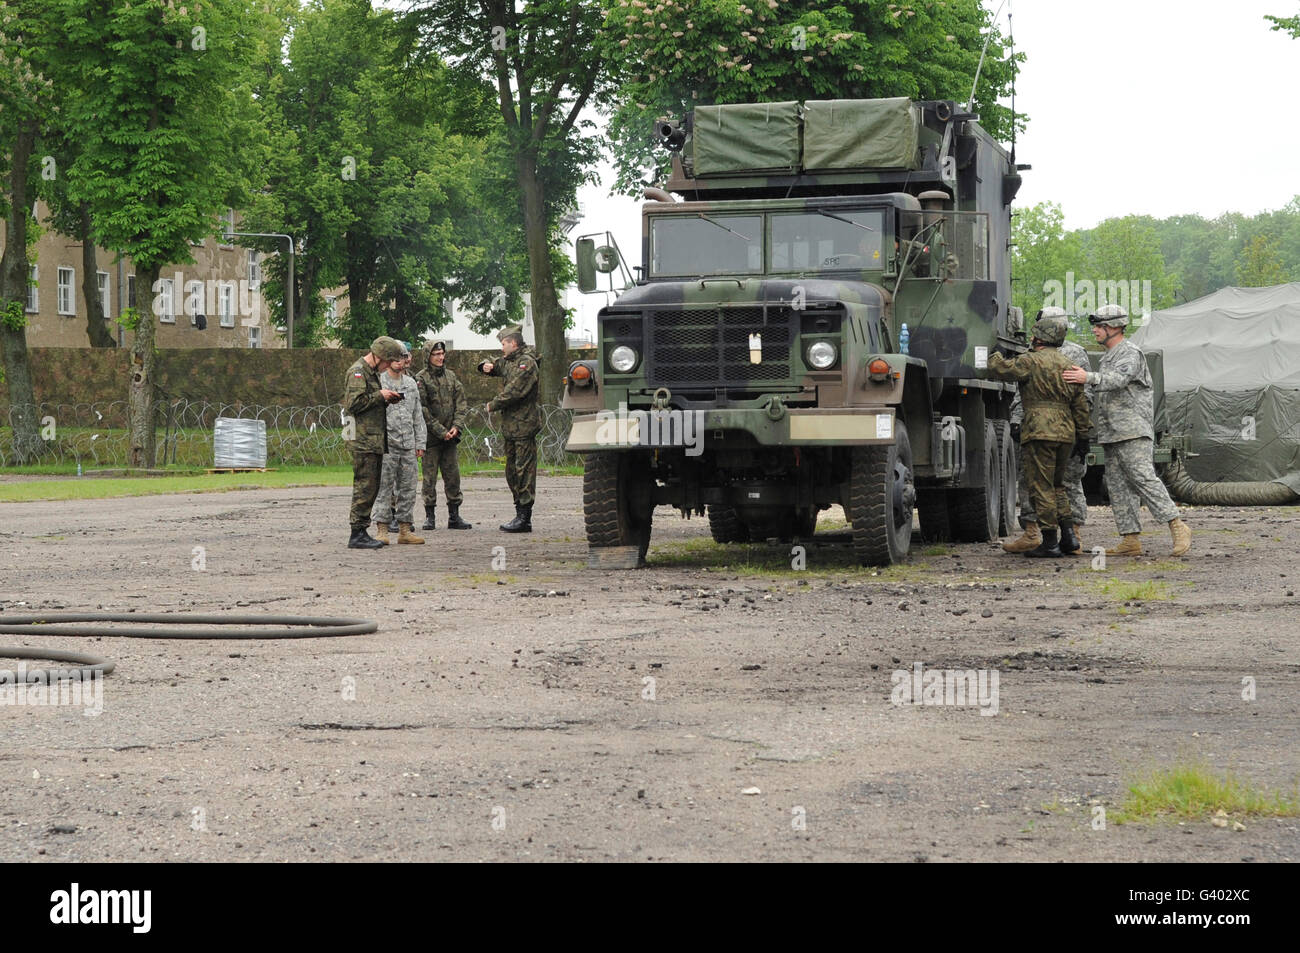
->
<box><xmin>2</xmin><ymin>299</ymin><xmax>27</xmax><ymax>332</ymax></box>
<box><xmin>1236</xmin><ymin>233</ymin><xmax>1288</xmax><ymax>287</ymax></box>
<box><xmin>1266</xmin><ymin>10</ymin><xmax>1300</xmax><ymax>38</ymax></box>
<box><xmin>116</xmin><ymin>306</ymin><xmax>142</xmax><ymax>335</ymax></box>
<box><xmin>599</xmin><ymin>0</ymin><xmax>1024</xmax><ymax>194</ymax></box>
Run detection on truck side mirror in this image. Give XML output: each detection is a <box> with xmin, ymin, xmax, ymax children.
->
<box><xmin>576</xmin><ymin>237</ymin><xmax>597</xmax><ymax>293</ymax></box>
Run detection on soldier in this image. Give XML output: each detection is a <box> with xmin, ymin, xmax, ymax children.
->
<box><xmin>478</xmin><ymin>326</ymin><xmax>541</xmax><ymax>533</ymax></box>
<box><xmin>1005</xmin><ymin>308</ymin><xmax>1093</xmax><ymax>554</ymax></box>
<box><xmin>370</xmin><ymin>345</ymin><xmax>426</xmax><ymax>545</ymax></box>
<box><xmin>1063</xmin><ymin>304</ymin><xmax>1191</xmax><ymax>557</ymax></box>
<box><xmin>343</xmin><ymin>336</ymin><xmax>405</xmax><ymax>549</ymax></box>
<box><xmin>416</xmin><ymin>340</ymin><xmax>472</xmax><ymax>530</ymax></box>
<box><xmin>988</xmin><ymin>317</ymin><xmax>1091</xmax><ymax>557</ymax></box>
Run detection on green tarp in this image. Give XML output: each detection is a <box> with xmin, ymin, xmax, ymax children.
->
<box><xmin>801</xmin><ymin>98</ymin><xmax>919</xmax><ymax>171</ymax></box>
<box><xmin>692</xmin><ymin>101</ymin><xmax>801</xmax><ymax>176</ymax></box>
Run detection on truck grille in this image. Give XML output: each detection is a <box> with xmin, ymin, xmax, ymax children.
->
<box><xmin>646</xmin><ymin>307</ymin><xmax>796</xmax><ymax>390</ymax></box>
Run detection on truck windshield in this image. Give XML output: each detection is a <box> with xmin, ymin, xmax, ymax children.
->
<box><xmin>650</xmin><ymin>214</ymin><xmax>763</xmax><ymax>277</ymax></box>
<box><xmin>770</xmin><ymin>210</ymin><xmax>885</xmax><ymax>273</ymax></box>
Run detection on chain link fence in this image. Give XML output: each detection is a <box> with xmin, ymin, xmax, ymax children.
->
<box><xmin>1</xmin><ymin>400</ymin><xmax>583</xmax><ymax>470</ymax></box>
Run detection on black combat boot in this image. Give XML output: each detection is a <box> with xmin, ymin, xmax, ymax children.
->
<box><xmin>1058</xmin><ymin>521</ymin><xmax>1081</xmax><ymax>555</ymax></box>
<box><xmin>500</xmin><ymin>505</ymin><xmax>532</xmax><ymax>533</ymax></box>
<box><xmin>348</xmin><ymin>526</ymin><xmax>384</xmax><ymax>550</ymax></box>
<box><xmin>422</xmin><ymin>510</ymin><xmax>436</xmax><ymax>531</ymax></box>
<box><xmin>447</xmin><ymin>504</ymin><xmax>472</xmax><ymax>530</ymax></box>
<box><xmin>1024</xmin><ymin>527</ymin><xmax>1062</xmax><ymax>558</ymax></box>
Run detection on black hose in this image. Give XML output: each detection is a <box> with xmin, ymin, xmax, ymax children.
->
<box><xmin>0</xmin><ymin>613</ymin><xmax>378</xmax><ymax>681</ymax></box>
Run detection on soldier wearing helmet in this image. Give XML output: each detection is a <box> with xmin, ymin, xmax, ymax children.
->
<box><xmin>988</xmin><ymin>314</ymin><xmax>1091</xmax><ymax>557</ymax></box>
<box><xmin>1063</xmin><ymin>304</ymin><xmax>1191</xmax><ymax>557</ymax></box>
<box><xmin>1006</xmin><ymin>308</ymin><xmax>1093</xmax><ymax>553</ymax></box>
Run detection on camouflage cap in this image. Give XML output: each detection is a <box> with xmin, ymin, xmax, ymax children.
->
<box><xmin>1089</xmin><ymin>304</ymin><xmax>1128</xmax><ymax>327</ymax></box>
<box><xmin>1030</xmin><ymin>317</ymin><xmax>1066</xmax><ymax>346</ymax></box>
<box><xmin>497</xmin><ymin>325</ymin><xmax>523</xmax><ymax>343</ymax></box>
<box><xmin>370</xmin><ymin>336</ymin><xmax>405</xmax><ymax>360</ymax></box>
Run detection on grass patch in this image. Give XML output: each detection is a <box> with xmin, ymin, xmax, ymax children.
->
<box><xmin>1112</xmin><ymin>760</ymin><xmax>1300</xmax><ymax>824</ymax></box>
<box><xmin>1096</xmin><ymin>579</ymin><xmax>1170</xmax><ymax>602</ymax></box>
<box><xmin>0</xmin><ymin>465</ymin><xmax>352</xmax><ymax>502</ymax></box>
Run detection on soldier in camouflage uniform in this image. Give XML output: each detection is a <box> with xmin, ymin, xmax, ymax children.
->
<box><xmin>478</xmin><ymin>327</ymin><xmax>541</xmax><ymax>533</ymax></box>
<box><xmin>370</xmin><ymin>347</ymin><xmax>426</xmax><ymax>545</ymax></box>
<box><xmin>343</xmin><ymin>336</ymin><xmax>405</xmax><ymax>549</ymax></box>
<box><xmin>1006</xmin><ymin>308</ymin><xmax>1093</xmax><ymax>554</ymax></box>
<box><xmin>416</xmin><ymin>340</ymin><xmax>472</xmax><ymax>531</ymax></box>
<box><xmin>988</xmin><ymin>317</ymin><xmax>1091</xmax><ymax>557</ymax></box>
<box><xmin>1064</xmin><ymin>304</ymin><xmax>1191</xmax><ymax>557</ymax></box>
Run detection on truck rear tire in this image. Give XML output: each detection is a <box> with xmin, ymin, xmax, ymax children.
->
<box><xmin>952</xmin><ymin>420</ymin><xmax>1001</xmax><ymax>543</ymax></box>
<box><xmin>707</xmin><ymin>504</ymin><xmax>750</xmax><ymax>544</ymax></box>
<box><xmin>849</xmin><ymin>421</ymin><xmax>914</xmax><ymax>566</ymax></box>
<box><xmin>995</xmin><ymin>420</ymin><xmax>1017</xmax><ymax>538</ymax></box>
<box><xmin>584</xmin><ymin>451</ymin><xmax>653</xmax><ymax>563</ymax></box>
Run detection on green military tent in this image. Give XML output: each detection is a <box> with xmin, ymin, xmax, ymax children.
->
<box><xmin>1132</xmin><ymin>283</ymin><xmax>1300</xmax><ymax>500</ymax></box>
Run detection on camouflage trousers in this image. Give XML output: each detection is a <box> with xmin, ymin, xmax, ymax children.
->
<box><xmin>1103</xmin><ymin>437</ymin><xmax>1179</xmax><ymax>535</ymax></box>
<box><xmin>505</xmin><ymin>436</ymin><xmax>537</xmax><ymax>507</ymax></box>
<box><xmin>1021</xmin><ymin>440</ymin><xmax>1073</xmax><ymax>528</ymax></box>
<box><xmin>349</xmin><ymin>451</ymin><xmax>383</xmax><ymax>529</ymax></box>
<box><xmin>1017</xmin><ymin>443</ymin><xmax>1087</xmax><ymax>525</ymax></box>
<box><xmin>370</xmin><ymin>448</ymin><xmax>419</xmax><ymax>524</ymax></box>
<box><xmin>421</xmin><ymin>439</ymin><xmax>463</xmax><ymax>510</ymax></box>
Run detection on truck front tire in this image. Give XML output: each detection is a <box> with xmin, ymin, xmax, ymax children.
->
<box><xmin>584</xmin><ymin>451</ymin><xmax>653</xmax><ymax>563</ymax></box>
<box><xmin>849</xmin><ymin>421</ymin><xmax>914</xmax><ymax>566</ymax></box>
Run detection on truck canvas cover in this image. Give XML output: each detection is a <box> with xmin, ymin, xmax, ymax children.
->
<box><xmin>802</xmin><ymin>98</ymin><xmax>919</xmax><ymax>171</ymax></box>
<box><xmin>692</xmin><ymin>101</ymin><xmax>801</xmax><ymax>176</ymax></box>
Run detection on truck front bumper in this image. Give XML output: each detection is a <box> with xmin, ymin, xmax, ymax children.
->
<box><xmin>566</xmin><ymin>407</ymin><xmax>897</xmax><ymax>452</ymax></box>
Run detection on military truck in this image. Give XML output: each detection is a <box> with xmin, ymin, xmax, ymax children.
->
<box><xmin>563</xmin><ymin>98</ymin><xmax>1029</xmax><ymax>565</ymax></box>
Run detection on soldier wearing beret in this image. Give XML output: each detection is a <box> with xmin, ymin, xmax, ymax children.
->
<box><xmin>988</xmin><ymin>317</ymin><xmax>1092</xmax><ymax>558</ymax></box>
<box><xmin>478</xmin><ymin>326</ymin><xmax>541</xmax><ymax>533</ymax></box>
<box><xmin>343</xmin><ymin>336</ymin><xmax>405</xmax><ymax>549</ymax></box>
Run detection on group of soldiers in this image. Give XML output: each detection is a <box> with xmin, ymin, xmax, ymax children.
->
<box><xmin>341</xmin><ymin>327</ymin><xmax>542</xmax><ymax>550</ymax></box>
<box><xmin>988</xmin><ymin>304</ymin><xmax>1192</xmax><ymax>559</ymax></box>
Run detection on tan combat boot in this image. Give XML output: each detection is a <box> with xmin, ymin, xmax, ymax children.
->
<box><xmin>398</xmin><ymin>522</ymin><xmax>425</xmax><ymax>544</ymax></box>
<box><xmin>373</xmin><ymin>522</ymin><xmax>390</xmax><ymax>546</ymax></box>
<box><xmin>1106</xmin><ymin>534</ymin><xmax>1142</xmax><ymax>557</ymax></box>
<box><xmin>1169</xmin><ymin>518</ymin><xmax>1191</xmax><ymax>557</ymax></box>
<box><xmin>1002</xmin><ymin>521</ymin><xmax>1041</xmax><ymax>553</ymax></box>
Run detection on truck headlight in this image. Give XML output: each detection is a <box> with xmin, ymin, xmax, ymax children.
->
<box><xmin>807</xmin><ymin>340</ymin><xmax>837</xmax><ymax>370</ymax></box>
<box><xmin>610</xmin><ymin>345</ymin><xmax>638</xmax><ymax>373</ymax></box>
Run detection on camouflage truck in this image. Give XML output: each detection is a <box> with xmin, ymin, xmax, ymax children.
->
<box><xmin>563</xmin><ymin>98</ymin><xmax>1029</xmax><ymax>565</ymax></box>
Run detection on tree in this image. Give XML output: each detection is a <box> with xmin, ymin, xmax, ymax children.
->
<box><xmin>1266</xmin><ymin>9</ymin><xmax>1300</xmax><ymax>37</ymax></box>
<box><xmin>53</xmin><ymin>0</ymin><xmax>264</xmax><ymax>467</ymax></box>
<box><xmin>600</xmin><ymin>0</ymin><xmax>1023</xmax><ymax>194</ymax></box>
<box><xmin>400</xmin><ymin>0</ymin><xmax>607</xmax><ymax>405</ymax></box>
<box><xmin>1010</xmin><ymin>201</ymin><xmax>1082</xmax><ymax>320</ymax></box>
<box><xmin>1078</xmin><ymin>216</ymin><xmax>1178</xmax><ymax>318</ymax></box>
<box><xmin>1236</xmin><ymin>233</ymin><xmax>1288</xmax><ymax>287</ymax></box>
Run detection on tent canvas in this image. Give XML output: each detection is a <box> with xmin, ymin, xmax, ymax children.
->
<box><xmin>1132</xmin><ymin>283</ymin><xmax>1300</xmax><ymax>493</ymax></box>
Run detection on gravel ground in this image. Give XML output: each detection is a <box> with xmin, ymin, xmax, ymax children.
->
<box><xmin>1</xmin><ymin>475</ymin><xmax>1297</xmax><ymax>862</ymax></box>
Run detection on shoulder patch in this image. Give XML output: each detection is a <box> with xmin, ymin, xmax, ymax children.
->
<box><xmin>353</xmin><ymin>372</ymin><xmax>363</xmax><ymax>377</ymax></box>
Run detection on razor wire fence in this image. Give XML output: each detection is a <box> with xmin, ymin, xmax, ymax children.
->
<box><xmin>1</xmin><ymin>400</ymin><xmax>584</xmax><ymax>470</ymax></box>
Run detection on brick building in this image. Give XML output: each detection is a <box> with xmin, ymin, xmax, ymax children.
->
<box><xmin>4</xmin><ymin>203</ymin><xmax>284</xmax><ymax>349</ymax></box>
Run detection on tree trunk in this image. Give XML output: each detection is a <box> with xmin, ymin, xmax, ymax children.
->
<box><xmin>127</xmin><ymin>262</ymin><xmax>160</xmax><ymax>468</ymax></box>
<box><xmin>0</xmin><ymin>119</ymin><xmax>44</xmax><ymax>464</ymax></box>
<box><xmin>514</xmin><ymin>149</ymin><xmax>565</xmax><ymax>408</ymax></box>
<box><xmin>79</xmin><ymin>203</ymin><xmax>115</xmax><ymax>348</ymax></box>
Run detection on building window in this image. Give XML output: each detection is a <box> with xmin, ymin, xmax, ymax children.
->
<box><xmin>26</xmin><ymin>264</ymin><xmax>38</xmax><ymax>312</ymax></box>
<box><xmin>219</xmin><ymin>208</ymin><xmax>235</xmax><ymax>246</ymax></box>
<box><xmin>248</xmin><ymin>324</ymin><xmax>262</xmax><ymax>348</ymax></box>
<box><xmin>157</xmin><ymin>277</ymin><xmax>175</xmax><ymax>323</ymax></box>
<box><xmin>97</xmin><ymin>271</ymin><xmax>111</xmax><ymax>318</ymax></box>
<box><xmin>185</xmin><ymin>280</ymin><xmax>205</xmax><ymax>326</ymax></box>
<box><xmin>219</xmin><ymin>282</ymin><xmax>235</xmax><ymax>327</ymax></box>
<box><xmin>57</xmin><ymin>266</ymin><xmax>75</xmax><ymax>315</ymax></box>
<box><xmin>247</xmin><ymin>249</ymin><xmax>260</xmax><ymax>289</ymax></box>
<box><xmin>127</xmin><ymin>274</ymin><xmax>136</xmax><ymax>309</ymax></box>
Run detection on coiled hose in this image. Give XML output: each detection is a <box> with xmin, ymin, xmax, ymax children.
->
<box><xmin>0</xmin><ymin>613</ymin><xmax>378</xmax><ymax>680</ymax></box>
<box><xmin>1164</xmin><ymin>457</ymin><xmax>1300</xmax><ymax>506</ymax></box>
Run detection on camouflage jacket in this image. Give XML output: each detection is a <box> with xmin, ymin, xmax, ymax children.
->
<box><xmin>415</xmin><ymin>364</ymin><xmax>466</xmax><ymax>441</ymax></box>
<box><xmin>1010</xmin><ymin>339</ymin><xmax>1092</xmax><ymax>426</ymax></box>
<box><xmin>988</xmin><ymin>347</ymin><xmax>1090</xmax><ymax>443</ymax></box>
<box><xmin>380</xmin><ymin>370</ymin><xmax>426</xmax><ymax>452</ymax></box>
<box><xmin>1085</xmin><ymin>338</ymin><xmax>1154</xmax><ymax>443</ymax></box>
<box><xmin>480</xmin><ymin>346</ymin><xmax>541</xmax><ymax>438</ymax></box>
<box><xmin>342</xmin><ymin>357</ymin><xmax>388</xmax><ymax>455</ymax></box>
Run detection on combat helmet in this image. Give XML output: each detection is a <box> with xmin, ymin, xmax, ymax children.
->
<box><xmin>1088</xmin><ymin>304</ymin><xmax>1128</xmax><ymax>328</ymax></box>
<box><xmin>1030</xmin><ymin>316</ymin><xmax>1067</xmax><ymax>346</ymax></box>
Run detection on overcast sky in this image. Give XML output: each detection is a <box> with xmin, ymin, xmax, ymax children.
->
<box><xmin>568</xmin><ymin>0</ymin><xmax>1300</xmax><ymax>333</ymax></box>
